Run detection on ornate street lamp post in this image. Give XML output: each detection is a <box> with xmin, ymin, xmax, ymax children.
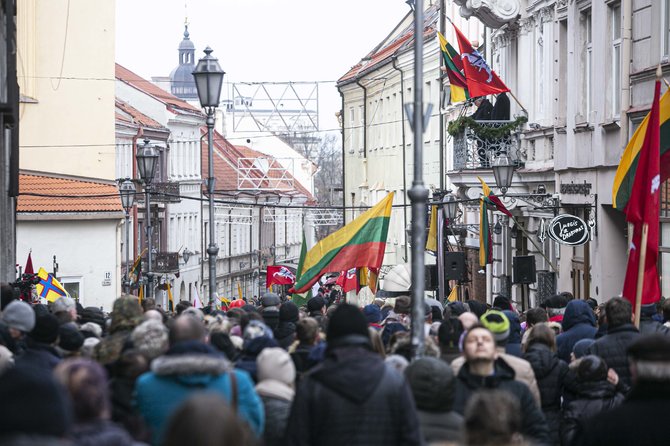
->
<box><xmin>136</xmin><ymin>138</ymin><xmax>159</xmax><ymax>298</ymax></box>
<box><xmin>492</xmin><ymin>153</ymin><xmax>515</xmax><ymax>195</ymax></box>
<box><xmin>193</xmin><ymin>46</ymin><xmax>225</xmax><ymax>306</ymax></box>
<box><xmin>118</xmin><ymin>178</ymin><xmax>136</xmax><ymax>293</ymax></box>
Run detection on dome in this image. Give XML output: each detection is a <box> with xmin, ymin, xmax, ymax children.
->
<box><xmin>169</xmin><ymin>24</ymin><xmax>198</xmax><ymax>100</ymax></box>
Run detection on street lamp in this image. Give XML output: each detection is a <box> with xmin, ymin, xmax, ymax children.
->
<box><xmin>118</xmin><ymin>179</ymin><xmax>136</xmax><ymax>293</ymax></box>
<box><xmin>193</xmin><ymin>46</ymin><xmax>225</xmax><ymax>306</ymax></box>
<box><xmin>136</xmin><ymin>138</ymin><xmax>159</xmax><ymax>299</ymax></box>
<box><xmin>442</xmin><ymin>193</ymin><xmax>459</xmax><ymax>221</ymax></box>
<box><xmin>491</xmin><ymin>153</ymin><xmax>515</xmax><ymax>196</ymax></box>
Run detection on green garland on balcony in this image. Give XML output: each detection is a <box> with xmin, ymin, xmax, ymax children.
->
<box><xmin>447</xmin><ymin>115</ymin><xmax>528</xmax><ymax>138</ymax></box>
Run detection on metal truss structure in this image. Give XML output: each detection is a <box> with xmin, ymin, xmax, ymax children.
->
<box><xmin>262</xmin><ymin>208</ymin><xmax>303</xmax><ymax>223</ymax></box>
<box><xmin>214</xmin><ymin>205</ymin><xmax>254</xmax><ymax>225</ymax></box>
<box><xmin>227</xmin><ymin>82</ymin><xmax>319</xmax><ymax>134</ymax></box>
<box><xmin>307</xmin><ymin>209</ymin><xmax>343</xmax><ymax>226</ymax></box>
<box><xmin>237</xmin><ymin>157</ymin><xmax>295</xmax><ymax>191</ymax></box>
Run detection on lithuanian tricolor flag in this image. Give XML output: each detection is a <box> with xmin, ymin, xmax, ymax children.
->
<box><xmin>613</xmin><ymin>88</ymin><xmax>670</xmax><ymax>211</ymax></box>
<box><xmin>478</xmin><ymin>177</ymin><xmax>512</xmax><ymax>267</ymax></box>
<box><xmin>438</xmin><ymin>31</ymin><xmax>470</xmax><ymax>104</ymax></box>
<box><xmin>291</xmin><ymin>193</ymin><xmax>394</xmax><ymax>294</ymax></box>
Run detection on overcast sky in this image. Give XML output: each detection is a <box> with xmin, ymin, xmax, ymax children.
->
<box><xmin>116</xmin><ymin>0</ymin><xmax>413</xmax><ymax>132</ymax></box>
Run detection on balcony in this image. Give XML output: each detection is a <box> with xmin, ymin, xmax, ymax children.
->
<box><xmin>451</xmin><ymin>119</ymin><xmax>525</xmax><ymax>170</ymax></box>
<box><xmin>453</xmin><ymin>0</ymin><xmax>520</xmax><ymax>29</ymax></box>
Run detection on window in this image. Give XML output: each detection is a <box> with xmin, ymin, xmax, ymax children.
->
<box><xmin>611</xmin><ymin>3</ymin><xmax>622</xmax><ymax>118</ymax></box>
<box><xmin>581</xmin><ymin>9</ymin><xmax>593</xmax><ymax>119</ymax></box>
<box><xmin>358</xmin><ymin>105</ymin><xmax>364</xmax><ymax>153</ymax></box>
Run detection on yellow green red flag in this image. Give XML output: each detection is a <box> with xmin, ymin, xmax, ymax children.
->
<box><xmin>291</xmin><ymin>193</ymin><xmax>394</xmax><ymax>294</ymax></box>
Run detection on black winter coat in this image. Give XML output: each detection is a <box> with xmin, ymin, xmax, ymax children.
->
<box><xmin>453</xmin><ymin>358</ymin><xmax>551</xmax><ymax>445</ymax></box>
<box><xmin>70</xmin><ymin>420</ymin><xmax>135</xmax><ymax>446</ymax></box>
<box><xmin>560</xmin><ymin>379</ymin><xmax>624</xmax><ymax>446</ymax></box>
<box><xmin>260</xmin><ymin>395</ymin><xmax>292</xmax><ymax>446</ymax></box>
<box><xmin>576</xmin><ymin>381</ymin><xmax>669</xmax><ymax>446</ymax></box>
<box><xmin>285</xmin><ymin>343</ymin><xmax>421</xmax><ymax>446</ymax></box>
<box><xmin>586</xmin><ymin>324</ymin><xmax>640</xmax><ymax>390</ymax></box>
<box><xmin>523</xmin><ymin>343</ymin><xmax>568</xmax><ymax>445</ymax></box>
<box><xmin>416</xmin><ymin>410</ymin><xmax>463</xmax><ymax>445</ymax></box>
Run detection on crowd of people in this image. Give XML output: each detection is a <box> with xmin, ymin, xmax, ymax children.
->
<box><xmin>0</xmin><ymin>282</ymin><xmax>669</xmax><ymax>446</ymax></box>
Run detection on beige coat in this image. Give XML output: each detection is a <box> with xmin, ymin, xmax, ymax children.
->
<box><xmin>451</xmin><ymin>348</ymin><xmax>541</xmax><ymax>405</ymax></box>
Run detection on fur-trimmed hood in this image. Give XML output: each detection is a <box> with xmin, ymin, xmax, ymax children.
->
<box><xmin>151</xmin><ymin>341</ymin><xmax>231</xmax><ymax>377</ymax></box>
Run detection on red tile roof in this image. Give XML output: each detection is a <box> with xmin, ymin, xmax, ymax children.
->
<box><xmin>337</xmin><ymin>6</ymin><xmax>438</xmax><ymax>85</ymax></box>
<box><xmin>201</xmin><ymin>130</ymin><xmax>315</xmax><ymax>203</ymax></box>
<box><xmin>18</xmin><ymin>172</ymin><xmax>123</xmax><ymax>213</ymax></box>
<box><xmin>115</xmin><ymin>99</ymin><xmax>168</xmax><ymax>131</ymax></box>
<box><xmin>115</xmin><ymin>64</ymin><xmax>204</xmax><ymax>117</ymax></box>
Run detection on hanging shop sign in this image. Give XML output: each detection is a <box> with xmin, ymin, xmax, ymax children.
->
<box><xmin>547</xmin><ymin>214</ymin><xmax>589</xmax><ymax>246</ymax></box>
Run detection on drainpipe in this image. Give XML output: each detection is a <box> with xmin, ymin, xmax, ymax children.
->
<box><xmin>356</xmin><ymin>78</ymin><xmax>368</xmax><ymax>159</ymax></box>
<box><xmin>439</xmin><ymin>0</ymin><xmax>446</xmax><ymax>190</ymax></box>
<box><xmin>392</xmin><ymin>55</ymin><xmax>409</xmax><ymax>261</ymax></box>
<box><xmin>620</xmin><ymin>0</ymin><xmax>631</xmax><ymax>145</ymax></box>
<box><xmin>339</xmin><ymin>89</ymin><xmax>347</xmax><ymax>222</ymax></box>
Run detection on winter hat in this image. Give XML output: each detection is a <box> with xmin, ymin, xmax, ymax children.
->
<box><xmin>279</xmin><ymin>302</ymin><xmax>299</xmax><ymax>323</ymax></box>
<box><xmin>307</xmin><ymin>296</ymin><xmax>326</xmax><ymax>313</ymax></box>
<box><xmin>81</xmin><ymin>337</ymin><xmax>100</xmax><ymax>358</ymax></box>
<box><xmin>405</xmin><ymin>357</ymin><xmax>456</xmax><ymax>412</ymax></box>
<box><xmin>465</xmin><ymin>300</ymin><xmax>487</xmax><ymax>319</ymax></box>
<box><xmin>640</xmin><ymin>303</ymin><xmax>658</xmax><ymax>318</ymax></box>
<box><xmin>262</xmin><ymin>307</ymin><xmax>280</xmax><ymax>331</ymax></box>
<box><xmin>363</xmin><ymin>304</ymin><xmax>382</xmax><ymax>324</ymax></box>
<box><xmin>131</xmin><ymin>319</ymin><xmax>169</xmax><ymax>361</ymax></box>
<box><xmin>241</xmin><ymin>304</ymin><xmax>260</xmax><ymax>314</ymax></box>
<box><xmin>182</xmin><ymin>307</ymin><xmax>205</xmax><ymax>322</ymax></box>
<box><xmin>51</xmin><ymin>296</ymin><xmax>76</xmax><ymax>314</ymax></box>
<box><xmin>447</xmin><ymin>301</ymin><xmax>469</xmax><ymax>316</ymax></box>
<box><xmin>493</xmin><ymin>295</ymin><xmax>512</xmax><ymax>311</ymax></box>
<box><xmin>59</xmin><ymin>323</ymin><xmax>84</xmax><ymax>352</ymax></box>
<box><xmin>326</xmin><ymin>304</ymin><xmax>369</xmax><ymax>344</ymax></box>
<box><xmin>479</xmin><ymin>310</ymin><xmax>510</xmax><ymax>343</ymax></box>
<box><xmin>384</xmin><ymin>354</ymin><xmax>409</xmax><ymax>373</ymax></box>
<box><xmin>109</xmin><ymin>295</ymin><xmax>143</xmax><ymax>333</ymax></box>
<box><xmin>243</xmin><ymin>320</ymin><xmax>274</xmax><ymax>342</ymax></box>
<box><xmin>628</xmin><ymin>333</ymin><xmax>670</xmax><ymax>362</ymax></box>
<box><xmin>261</xmin><ymin>292</ymin><xmax>281</xmax><ymax>308</ymax></box>
<box><xmin>577</xmin><ymin>355</ymin><xmax>608</xmax><ymax>382</ymax></box>
<box><xmin>0</xmin><ymin>365</ymin><xmax>72</xmax><ymax>437</ymax></box>
<box><xmin>80</xmin><ymin>321</ymin><xmax>103</xmax><ymax>339</ymax></box>
<box><xmin>572</xmin><ymin>338</ymin><xmax>595</xmax><ymax>359</ymax></box>
<box><xmin>394</xmin><ymin>296</ymin><xmax>411</xmax><ymax>315</ymax></box>
<box><xmin>29</xmin><ymin>313</ymin><xmax>60</xmax><ymax>344</ymax></box>
<box><xmin>257</xmin><ymin>347</ymin><xmax>296</xmax><ymax>384</ymax></box>
<box><xmin>1</xmin><ymin>300</ymin><xmax>36</xmax><ymax>333</ymax></box>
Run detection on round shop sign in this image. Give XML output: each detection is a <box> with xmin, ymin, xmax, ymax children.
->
<box><xmin>547</xmin><ymin>214</ymin><xmax>589</xmax><ymax>246</ymax></box>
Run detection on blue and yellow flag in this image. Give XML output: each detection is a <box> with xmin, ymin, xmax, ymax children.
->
<box><xmin>36</xmin><ymin>267</ymin><xmax>68</xmax><ymax>302</ymax></box>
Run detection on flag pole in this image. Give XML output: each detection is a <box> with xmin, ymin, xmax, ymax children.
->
<box><xmin>508</xmin><ymin>91</ymin><xmax>527</xmax><ymax>114</ymax></box>
<box><xmin>634</xmin><ymin>223</ymin><xmax>649</xmax><ymax>328</ymax></box>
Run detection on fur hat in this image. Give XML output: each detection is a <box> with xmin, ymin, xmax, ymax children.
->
<box><xmin>51</xmin><ymin>296</ymin><xmax>76</xmax><ymax>314</ymax></box>
<box><xmin>2</xmin><ymin>300</ymin><xmax>35</xmax><ymax>333</ymax></box>
<box><xmin>80</xmin><ymin>321</ymin><xmax>103</xmax><ymax>339</ymax></box>
<box><xmin>572</xmin><ymin>338</ymin><xmax>595</xmax><ymax>359</ymax></box>
<box><xmin>261</xmin><ymin>292</ymin><xmax>281</xmax><ymax>308</ymax></box>
<box><xmin>29</xmin><ymin>313</ymin><xmax>60</xmax><ymax>344</ymax></box>
<box><xmin>479</xmin><ymin>310</ymin><xmax>510</xmax><ymax>342</ymax></box>
<box><xmin>256</xmin><ymin>347</ymin><xmax>296</xmax><ymax>384</ymax></box>
<box><xmin>394</xmin><ymin>296</ymin><xmax>411</xmax><ymax>315</ymax></box>
<box><xmin>131</xmin><ymin>319</ymin><xmax>169</xmax><ymax>361</ymax></box>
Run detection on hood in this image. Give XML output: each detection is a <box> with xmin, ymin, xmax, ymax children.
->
<box><xmin>562</xmin><ymin>300</ymin><xmax>596</xmax><ymax>331</ymax></box>
<box><xmin>243</xmin><ymin>335</ymin><xmax>279</xmax><ymax>356</ymax></box>
<box><xmin>310</xmin><ymin>346</ymin><xmax>385</xmax><ymax>404</ymax></box>
<box><xmin>457</xmin><ymin>357</ymin><xmax>515</xmax><ymax>389</ymax></box>
<box><xmin>523</xmin><ymin>343</ymin><xmax>559</xmax><ymax>379</ymax></box>
<box><xmin>152</xmin><ymin>341</ymin><xmax>231</xmax><ymax>381</ymax></box>
<box><xmin>256</xmin><ymin>379</ymin><xmax>295</xmax><ymax>401</ymax></box>
<box><xmin>109</xmin><ymin>296</ymin><xmax>143</xmax><ymax>334</ymax></box>
<box><xmin>573</xmin><ymin>378</ymin><xmax>618</xmax><ymax>399</ymax></box>
<box><xmin>503</xmin><ymin>310</ymin><xmax>522</xmax><ymax>344</ymax></box>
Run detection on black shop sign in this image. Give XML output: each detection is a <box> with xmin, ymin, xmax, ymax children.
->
<box><xmin>547</xmin><ymin>214</ymin><xmax>589</xmax><ymax>246</ymax></box>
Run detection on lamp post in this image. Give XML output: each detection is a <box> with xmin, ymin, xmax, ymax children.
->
<box><xmin>193</xmin><ymin>46</ymin><xmax>225</xmax><ymax>306</ymax></box>
<box><xmin>136</xmin><ymin>138</ymin><xmax>159</xmax><ymax>299</ymax></box>
<box><xmin>491</xmin><ymin>153</ymin><xmax>515</xmax><ymax>195</ymax></box>
<box><xmin>118</xmin><ymin>179</ymin><xmax>136</xmax><ymax>293</ymax></box>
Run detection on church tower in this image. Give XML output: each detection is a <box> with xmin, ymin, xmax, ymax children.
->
<box><xmin>169</xmin><ymin>24</ymin><xmax>198</xmax><ymax>100</ymax></box>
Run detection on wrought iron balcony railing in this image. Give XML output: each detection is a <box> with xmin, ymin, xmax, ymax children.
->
<box><xmin>452</xmin><ymin>120</ymin><xmax>524</xmax><ymax>170</ymax></box>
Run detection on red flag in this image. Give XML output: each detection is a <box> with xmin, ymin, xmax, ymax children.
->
<box><xmin>266</xmin><ymin>265</ymin><xmax>296</xmax><ymax>288</ymax></box>
<box><xmin>622</xmin><ymin>80</ymin><xmax>662</xmax><ymax>306</ymax></box>
<box><xmin>339</xmin><ymin>268</ymin><xmax>358</xmax><ymax>293</ymax></box>
<box><xmin>452</xmin><ymin>24</ymin><xmax>509</xmax><ymax>97</ymax></box>
<box><xmin>24</xmin><ymin>252</ymin><xmax>34</xmax><ymax>275</ymax></box>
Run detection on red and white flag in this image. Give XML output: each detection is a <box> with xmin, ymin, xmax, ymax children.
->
<box><xmin>622</xmin><ymin>79</ymin><xmax>662</xmax><ymax>305</ymax></box>
<box><xmin>266</xmin><ymin>265</ymin><xmax>296</xmax><ymax>288</ymax></box>
<box><xmin>453</xmin><ymin>23</ymin><xmax>509</xmax><ymax>98</ymax></box>
<box><xmin>337</xmin><ymin>268</ymin><xmax>358</xmax><ymax>293</ymax></box>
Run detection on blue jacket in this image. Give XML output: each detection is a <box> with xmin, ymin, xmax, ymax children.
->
<box><xmin>135</xmin><ymin>341</ymin><xmax>264</xmax><ymax>445</ymax></box>
<box><xmin>556</xmin><ymin>300</ymin><xmax>596</xmax><ymax>362</ymax></box>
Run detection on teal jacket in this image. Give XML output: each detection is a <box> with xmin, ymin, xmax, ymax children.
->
<box><xmin>135</xmin><ymin>341</ymin><xmax>264</xmax><ymax>445</ymax></box>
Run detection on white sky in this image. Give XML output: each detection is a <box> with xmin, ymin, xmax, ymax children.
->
<box><xmin>116</xmin><ymin>0</ymin><xmax>413</xmax><ymax>133</ymax></box>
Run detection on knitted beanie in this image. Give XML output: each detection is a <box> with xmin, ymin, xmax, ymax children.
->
<box><xmin>479</xmin><ymin>310</ymin><xmax>510</xmax><ymax>343</ymax></box>
<box><xmin>257</xmin><ymin>347</ymin><xmax>296</xmax><ymax>385</ymax></box>
<box><xmin>2</xmin><ymin>300</ymin><xmax>36</xmax><ymax>333</ymax></box>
